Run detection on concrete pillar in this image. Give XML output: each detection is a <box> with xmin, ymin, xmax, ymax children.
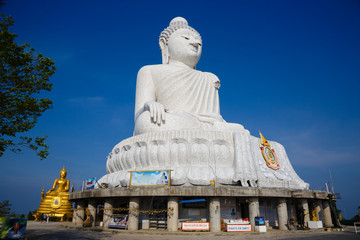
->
<box><xmin>248</xmin><ymin>197</ymin><xmax>259</xmax><ymax>230</ymax></box>
<box><xmin>75</xmin><ymin>200</ymin><xmax>86</xmax><ymax>226</ymax></box>
<box><xmin>323</xmin><ymin>200</ymin><xmax>333</xmax><ymax>227</ymax></box>
<box><xmin>315</xmin><ymin>200</ymin><xmax>325</xmax><ymax>223</ymax></box>
<box><xmin>277</xmin><ymin>198</ymin><xmax>288</xmax><ymax>230</ymax></box>
<box><xmin>209</xmin><ymin>197</ymin><xmax>221</xmax><ymax>232</ymax></box>
<box><xmin>72</xmin><ymin>202</ymin><xmax>77</xmax><ymax>225</ymax></box>
<box><xmin>128</xmin><ymin>197</ymin><xmax>140</xmax><ymax>230</ymax></box>
<box><xmin>103</xmin><ymin>198</ymin><xmax>114</xmax><ymax>228</ymax></box>
<box><xmin>167</xmin><ymin>197</ymin><xmax>179</xmax><ymax>232</ymax></box>
<box><xmin>139</xmin><ymin>198</ymin><xmax>151</xmax><ymax>230</ymax></box>
<box><xmin>88</xmin><ymin>199</ymin><xmax>97</xmax><ymax>227</ymax></box>
<box><xmin>300</xmin><ymin>199</ymin><xmax>310</xmax><ymax>226</ymax></box>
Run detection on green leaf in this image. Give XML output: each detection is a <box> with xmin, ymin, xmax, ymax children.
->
<box><xmin>0</xmin><ymin>14</ymin><xmax>55</xmax><ymax>160</ymax></box>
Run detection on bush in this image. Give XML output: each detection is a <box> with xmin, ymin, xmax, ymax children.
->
<box><xmin>27</xmin><ymin>211</ymin><xmax>35</xmax><ymax>220</ymax></box>
<box><xmin>340</xmin><ymin>220</ymin><xmax>356</xmax><ymax>226</ymax></box>
<box><xmin>63</xmin><ymin>213</ymin><xmax>73</xmax><ymax>222</ymax></box>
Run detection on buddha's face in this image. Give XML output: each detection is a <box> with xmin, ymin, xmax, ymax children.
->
<box><xmin>60</xmin><ymin>171</ymin><xmax>66</xmax><ymax>178</ymax></box>
<box><xmin>168</xmin><ymin>28</ymin><xmax>202</xmax><ymax>68</ymax></box>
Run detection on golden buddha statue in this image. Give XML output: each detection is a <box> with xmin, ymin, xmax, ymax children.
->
<box><xmin>36</xmin><ymin>167</ymin><xmax>72</xmax><ymax>220</ymax></box>
<box><xmin>311</xmin><ymin>209</ymin><xmax>319</xmax><ymax>221</ymax></box>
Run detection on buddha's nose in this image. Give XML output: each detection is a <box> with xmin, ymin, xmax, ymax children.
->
<box><xmin>190</xmin><ymin>41</ymin><xmax>201</xmax><ymax>48</ymax></box>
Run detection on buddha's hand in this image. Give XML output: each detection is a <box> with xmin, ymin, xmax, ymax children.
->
<box><xmin>214</xmin><ymin>80</ymin><xmax>221</xmax><ymax>89</ymax></box>
<box><xmin>144</xmin><ymin>101</ymin><xmax>166</xmax><ymax>125</ymax></box>
<box><xmin>198</xmin><ymin>113</ymin><xmax>224</xmax><ymax>124</ymax></box>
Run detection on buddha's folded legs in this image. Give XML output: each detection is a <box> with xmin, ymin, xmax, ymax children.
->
<box><xmin>134</xmin><ymin>110</ymin><xmax>201</xmax><ymax>135</ymax></box>
<box><xmin>134</xmin><ymin>110</ymin><xmax>250</xmax><ymax>135</ymax></box>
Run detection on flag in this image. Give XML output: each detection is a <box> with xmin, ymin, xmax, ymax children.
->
<box><xmin>85</xmin><ymin>177</ymin><xmax>96</xmax><ymax>190</ymax></box>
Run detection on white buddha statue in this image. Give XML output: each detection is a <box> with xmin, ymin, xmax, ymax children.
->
<box><xmin>134</xmin><ymin>17</ymin><xmax>249</xmax><ymax>136</ymax></box>
<box><xmin>97</xmin><ymin>17</ymin><xmax>309</xmax><ymax>190</ymax></box>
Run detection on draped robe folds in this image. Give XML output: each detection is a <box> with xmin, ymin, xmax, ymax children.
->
<box><xmin>156</xmin><ymin>67</ymin><xmax>220</xmax><ymax>119</ymax></box>
<box><xmin>134</xmin><ymin>64</ymin><xmax>249</xmax><ymax>135</ymax></box>
<box><xmin>99</xmin><ymin>63</ymin><xmax>309</xmax><ymax>189</ymax></box>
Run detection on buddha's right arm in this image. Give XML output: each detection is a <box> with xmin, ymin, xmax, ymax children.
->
<box><xmin>47</xmin><ymin>180</ymin><xmax>57</xmax><ymax>193</ymax></box>
<box><xmin>134</xmin><ymin>66</ymin><xmax>165</xmax><ymax>125</ymax></box>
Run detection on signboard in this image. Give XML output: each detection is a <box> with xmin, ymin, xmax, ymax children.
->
<box><xmin>0</xmin><ymin>217</ymin><xmax>27</xmax><ymax>239</ymax></box>
<box><xmin>109</xmin><ymin>215</ymin><xmax>128</xmax><ymax>229</ymax></box>
<box><xmin>181</xmin><ymin>222</ymin><xmax>210</xmax><ymax>231</ymax></box>
<box><xmin>85</xmin><ymin>177</ymin><xmax>96</xmax><ymax>190</ymax></box>
<box><xmin>255</xmin><ymin>216</ymin><xmax>265</xmax><ymax>225</ymax></box>
<box><xmin>130</xmin><ymin>170</ymin><xmax>170</xmax><ymax>187</ymax></box>
<box><xmin>308</xmin><ymin>221</ymin><xmax>323</xmax><ymax>229</ymax></box>
<box><xmin>226</xmin><ymin>224</ymin><xmax>252</xmax><ymax>232</ymax></box>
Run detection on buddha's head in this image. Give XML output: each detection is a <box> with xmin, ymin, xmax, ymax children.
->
<box><xmin>159</xmin><ymin>17</ymin><xmax>202</xmax><ymax>68</ymax></box>
<box><xmin>60</xmin><ymin>166</ymin><xmax>67</xmax><ymax>179</ymax></box>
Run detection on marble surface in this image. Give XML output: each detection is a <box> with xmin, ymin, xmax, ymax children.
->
<box><xmin>97</xmin><ymin>17</ymin><xmax>308</xmax><ymax>190</ymax></box>
<box><xmin>98</xmin><ymin>130</ymin><xmax>308</xmax><ymax>189</ymax></box>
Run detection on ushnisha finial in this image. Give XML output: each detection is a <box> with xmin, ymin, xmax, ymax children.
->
<box><xmin>60</xmin><ymin>166</ymin><xmax>67</xmax><ymax>177</ymax></box>
<box><xmin>169</xmin><ymin>17</ymin><xmax>188</xmax><ymax>26</ymax></box>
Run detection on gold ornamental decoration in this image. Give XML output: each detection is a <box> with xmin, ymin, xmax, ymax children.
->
<box><xmin>51</xmin><ymin>197</ymin><xmax>62</xmax><ymax>209</ymax></box>
<box><xmin>259</xmin><ymin>131</ymin><xmax>280</xmax><ymax>170</ymax></box>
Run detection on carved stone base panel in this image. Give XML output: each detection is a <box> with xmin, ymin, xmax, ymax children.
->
<box><xmin>188</xmin><ymin>166</ymin><xmax>215</xmax><ymax>186</ymax></box>
<box><xmin>215</xmin><ymin>167</ymin><xmax>234</xmax><ymax>185</ymax></box>
<box><xmin>170</xmin><ymin>166</ymin><xmax>188</xmax><ymax>186</ymax></box>
<box><xmin>233</xmin><ymin>132</ymin><xmax>258</xmax><ymax>187</ymax></box>
<box><xmin>106</xmin><ymin>130</ymin><xmax>234</xmax><ymax>174</ymax></box>
<box><xmin>98</xmin><ymin>130</ymin><xmax>309</xmax><ymax>189</ymax></box>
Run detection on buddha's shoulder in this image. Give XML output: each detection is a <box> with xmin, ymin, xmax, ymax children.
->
<box><xmin>139</xmin><ymin>64</ymin><xmax>219</xmax><ymax>77</ymax></box>
<box><xmin>138</xmin><ymin>64</ymin><xmax>168</xmax><ymax>73</ymax></box>
<box><xmin>202</xmin><ymin>71</ymin><xmax>219</xmax><ymax>80</ymax></box>
<box><xmin>138</xmin><ymin>64</ymin><xmax>188</xmax><ymax>79</ymax></box>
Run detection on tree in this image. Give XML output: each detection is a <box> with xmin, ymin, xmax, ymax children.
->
<box><xmin>27</xmin><ymin>210</ymin><xmax>35</xmax><ymax>220</ymax></box>
<box><xmin>0</xmin><ymin>14</ymin><xmax>55</xmax><ymax>159</ymax></box>
<box><xmin>0</xmin><ymin>200</ymin><xmax>11</xmax><ymax>217</ymax></box>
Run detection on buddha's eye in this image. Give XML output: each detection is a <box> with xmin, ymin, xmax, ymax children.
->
<box><xmin>182</xmin><ymin>36</ymin><xmax>190</xmax><ymax>40</ymax></box>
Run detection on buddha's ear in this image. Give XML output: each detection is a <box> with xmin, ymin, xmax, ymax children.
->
<box><xmin>159</xmin><ymin>39</ymin><xmax>169</xmax><ymax>64</ymax></box>
<box><xmin>159</xmin><ymin>39</ymin><xmax>166</xmax><ymax>50</ymax></box>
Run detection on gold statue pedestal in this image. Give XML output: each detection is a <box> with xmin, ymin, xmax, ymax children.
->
<box><xmin>36</xmin><ymin>167</ymin><xmax>73</xmax><ymax>220</ymax></box>
<box><xmin>37</xmin><ymin>193</ymin><xmax>72</xmax><ymax>218</ymax></box>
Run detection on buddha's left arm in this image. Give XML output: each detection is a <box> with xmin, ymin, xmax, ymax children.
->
<box><xmin>65</xmin><ymin>180</ymin><xmax>70</xmax><ymax>192</ymax></box>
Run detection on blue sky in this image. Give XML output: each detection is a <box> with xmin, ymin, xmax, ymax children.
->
<box><xmin>1</xmin><ymin>0</ymin><xmax>359</xmax><ymax>219</ymax></box>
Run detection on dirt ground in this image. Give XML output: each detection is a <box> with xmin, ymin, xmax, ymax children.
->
<box><xmin>25</xmin><ymin>221</ymin><xmax>360</xmax><ymax>240</ymax></box>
